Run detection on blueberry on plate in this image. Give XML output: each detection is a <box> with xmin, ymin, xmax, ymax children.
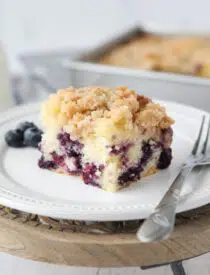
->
<box><xmin>23</xmin><ymin>127</ymin><xmax>42</xmax><ymax>148</ymax></box>
<box><xmin>17</xmin><ymin>121</ymin><xmax>36</xmax><ymax>133</ymax></box>
<box><xmin>5</xmin><ymin>129</ymin><xmax>25</xmax><ymax>148</ymax></box>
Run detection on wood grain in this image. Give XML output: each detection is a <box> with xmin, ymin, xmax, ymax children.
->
<box><xmin>0</xmin><ymin>205</ymin><xmax>210</xmax><ymax>267</ymax></box>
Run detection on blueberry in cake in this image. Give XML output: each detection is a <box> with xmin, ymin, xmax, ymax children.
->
<box><xmin>38</xmin><ymin>86</ymin><xmax>174</xmax><ymax>192</ymax></box>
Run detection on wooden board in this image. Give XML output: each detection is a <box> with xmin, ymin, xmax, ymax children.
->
<box><xmin>0</xmin><ymin>205</ymin><xmax>210</xmax><ymax>267</ymax></box>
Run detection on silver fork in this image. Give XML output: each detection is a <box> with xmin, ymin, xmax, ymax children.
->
<box><xmin>181</xmin><ymin>118</ymin><xmax>210</xmax><ymax>199</ymax></box>
<box><xmin>137</xmin><ymin>116</ymin><xmax>210</xmax><ymax>242</ymax></box>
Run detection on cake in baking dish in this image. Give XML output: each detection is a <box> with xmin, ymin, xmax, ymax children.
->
<box><xmin>38</xmin><ymin>86</ymin><xmax>174</xmax><ymax>192</ymax></box>
<box><xmin>100</xmin><ymin>35</ymin><xmax>210</xmax><ymax>77</ymax></box>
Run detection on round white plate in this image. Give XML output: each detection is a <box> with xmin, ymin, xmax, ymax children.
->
<box><xmin>0</xmin><ymin>101</ymin><xmax>210</xmax><ymax>221</ymax></box>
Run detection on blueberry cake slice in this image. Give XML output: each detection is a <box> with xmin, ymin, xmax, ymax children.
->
<box><xmin>38</xmin><ymin>86</ymin><xmax>174</xmax><ymax>192</ymax></box>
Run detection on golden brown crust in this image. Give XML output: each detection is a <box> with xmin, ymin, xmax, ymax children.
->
<box><xmin>41</xmin><ymin>86</ymin><xmax>174</xmax><ymax>140</ymax></box>
<box><xmin>100</xmin><ymin>35</ymin><xmax>210</xmax><ymax>76</ymax></box>
<box><xmin>141</xmin><ymin>166</ymin><xmax>158</xmax><ymax>178</ymax></box>
<box><xmin>55</xmin><ymin>168</ymin><xmax>80</xmax><ymax>176</ymax></box>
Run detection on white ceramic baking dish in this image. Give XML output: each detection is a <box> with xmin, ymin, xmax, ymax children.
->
<box><xmin>18</xmin><ymin>26</ymin><xmax>210</xmax><ymax>112</ymax></box>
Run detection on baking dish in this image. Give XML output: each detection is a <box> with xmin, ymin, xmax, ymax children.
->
<box><xmin>61</xmin><ymin>60</ymin><xmax>210</xmax><ymax>112</ymax></box>
<box><xmin>79</xmin><ymin>27</ymin><xmax>210</xmax><ymax>78</ymax></box>
<box><xmin>18</xmin><ymin>26</ymin><xmax>210</xmax><ymax>111</ymax></box>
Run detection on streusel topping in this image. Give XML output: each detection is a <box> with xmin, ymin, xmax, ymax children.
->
<box><xmin>100</xmin><ymin>36</ymin><xmax>210</xmax><ymax>76</ymax></box>
<box><xmin>41</xmin><ymin>86</ymin><xmax>174</xmax><ymax>140</ymax></box>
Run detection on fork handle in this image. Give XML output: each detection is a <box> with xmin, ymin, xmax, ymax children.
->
<box><xmin>137</xmin><ymin>165</ymin><xmax>193</xmax><ymax>242</ymax></box>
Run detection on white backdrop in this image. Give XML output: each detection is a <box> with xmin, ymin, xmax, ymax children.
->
<box><xmin>0</xmin><ymin>0</ymin><xmax>137</xmax><ymax>72</ymax></box>
<box><xmin>1</xmin><ymin>0</ymin><xmax>210</xmax><ymax>72</ymax></box>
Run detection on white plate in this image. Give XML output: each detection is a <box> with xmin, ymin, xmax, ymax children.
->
<box><xmin>0</xmin><ymin>101</ymin><xmax>210</xmax><ymax>221</ymax></box>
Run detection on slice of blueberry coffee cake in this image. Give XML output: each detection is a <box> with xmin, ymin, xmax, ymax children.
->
<box><xmin>38</xmin><ymin>86</ymin><xmax>174</xmax><ymax>192</ymax></box>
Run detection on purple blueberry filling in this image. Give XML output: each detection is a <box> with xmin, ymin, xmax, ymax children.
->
<box><xmin>38</xmin><ymin>152</ymin><xmax>65</xmax><ymax>170</ymax></box>
<box><xmin>118</xmin><ymin>136</ymin><xmax>172</xmax><ymax>186</ymax></box>
<box><xmin>39</xmin><ymin>128</ymin><xmax>173</xmax><ymax>189</ymax></box>
<box><xmin>51</xmin><ymin>152</ymin><xmax>65</xmax><ymax>167</ymax></box>
<box><xmin>118</xmin><ymin>142</ymin><xmax>152</xmax><ymax>186</ymax></box>
<box><xmin>38</xmin><ymin>156</ymin><xmax>56</xmax><ymax>169</ymax></box>
<box><xmin>58</xmin><ymin>132</ymin><xmax>83</xmax><ymax>158</ymax></box>
<box><xmin>82</xmin><ymin>163</ymin><xmax>101</xmax><ymax>187</ymax></box>
<box><xmin>141</xmin><ymin>142</ymin><xmax>152</xmax><ymax>165</ymax></box>
<box><xmin>110</xmin><ymin>143</ymin><xmax>132</xmax><ymax>155</ymax></box>
<box><xmin>118</xmin><ymin>164</ymin><xmax>143</xmax><ymax>186</ymax></box>
<box><xmin>109</xmin><ymin>143</ymin><xmax>131</xmax><ymax>168</ymax></box>
<box><xmin>157</xmin><ymin>148</ymin><xmax>172</xmax><ymax>169</ymax></box>
<box><xmin>57</xmin><ymin>132</ymin><xmax>83</xmax><ymax>172</ymax></box>
<box><xmin>39</xmin><ymin>131</ymin><xmax>84</xmax><ymax>174</ymax></box>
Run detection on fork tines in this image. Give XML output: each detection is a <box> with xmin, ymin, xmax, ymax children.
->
<box><xmin>191</xmin><ymin>115</ymin><xmax>210</xmax><ymax>157</ymax></box>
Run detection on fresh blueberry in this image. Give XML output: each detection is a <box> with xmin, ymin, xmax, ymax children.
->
<box><xmin>17</xmin><ymin>121</ymin><xmax>37</xmax><ymax>133</ymax></box>
<box><xmin>5</xmin><ymin>129</ymin><xmax>25</xmax><ymax>148</ymax></box>
<box><xmin>23</xmin><ymin>127</ymin><xmax>42</xmax><ymax>148</ymax></box>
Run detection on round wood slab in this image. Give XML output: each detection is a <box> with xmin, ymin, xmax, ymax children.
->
<box><xmin>0</xmin><ymin>204</ymin><xmax>210</xmax><ymax>267</ymax></box>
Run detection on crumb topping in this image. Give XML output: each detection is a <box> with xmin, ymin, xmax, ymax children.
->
<box><xmin>41</xmin><ymin>86</ymin><xmax>174</xmax><ymax>140</ymax></box>
<box><xmin>100</xmin><ymin>36</ymin><xmax>210</xmax><ymax>76</ymax></box>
